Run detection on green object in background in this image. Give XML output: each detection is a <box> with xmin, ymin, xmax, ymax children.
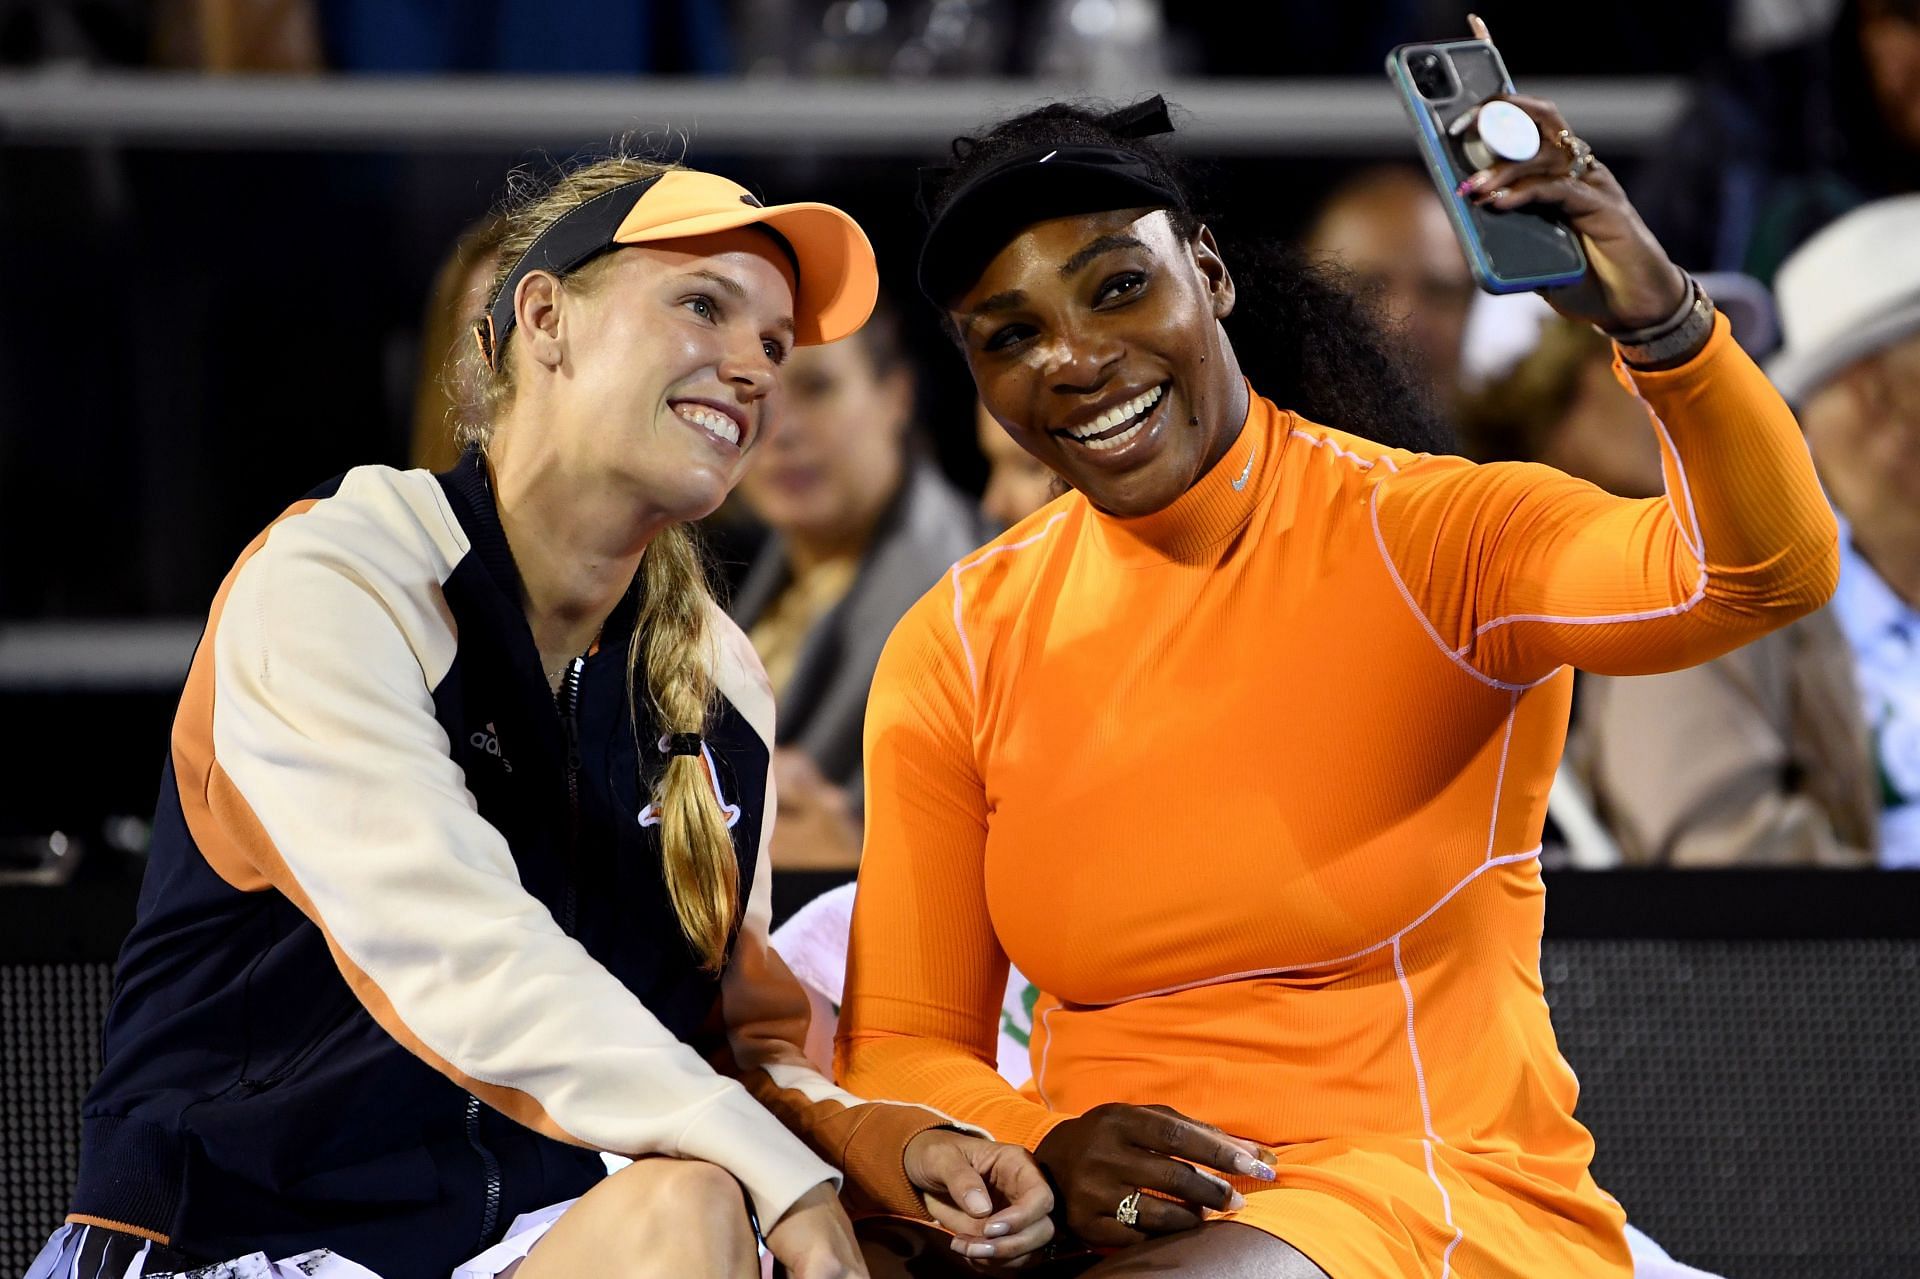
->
<box><xmin>1001</xmin><ymin>982</ymin><xmax>1039</xmax><ymax>1048</ymax></box>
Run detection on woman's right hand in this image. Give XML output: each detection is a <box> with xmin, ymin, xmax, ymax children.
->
<box><xmin>1032</xmin><ymin>1103</ymin><xmax>1275</xmax><ymax>1246</ymax></box>
<box><xmin>764</xmin><ymin>1181</ymin><xmax>869</xmax><ymax>1279</ymax></box>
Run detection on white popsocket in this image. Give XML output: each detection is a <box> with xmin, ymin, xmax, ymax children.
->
<box><xmin>1450</xmin><ymin>99</ymin><xmax>1542</xmax><ymax>173</ymax></box>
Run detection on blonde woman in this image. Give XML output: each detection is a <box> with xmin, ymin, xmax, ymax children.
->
<box><xmin>27</xmin><ymin>157</ymin><xmax>1051</xmax><ymax>1279</ymax></box>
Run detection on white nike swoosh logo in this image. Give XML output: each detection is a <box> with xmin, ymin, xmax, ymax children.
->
<box><xmin>1232</xmin><ymin>445</ymin><xmax>1258</xmax><ymax>491</ymax></box>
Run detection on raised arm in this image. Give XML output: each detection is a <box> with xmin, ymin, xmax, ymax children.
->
<box><xmin>1376</xmin><ymin>316</ymin><xmax>1838</xmax><ymax>686</ymax></box>
<box><xmin>1375</xmin><ymin>89</ymin><xmax>1837</xmax><ymax>686</ymax></box>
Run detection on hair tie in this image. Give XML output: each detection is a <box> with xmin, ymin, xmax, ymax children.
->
<box><xmin>661</xmin><ymin>733</ymin><xmax>705</xmax><ymax>758</ymax></box>
<box><xmin>1100</xmin><ymin>95</ymin><xmax>1175</xmax><ymax>139</ymax></box>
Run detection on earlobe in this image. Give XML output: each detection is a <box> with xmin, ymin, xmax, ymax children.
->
<box><xmin>516</xmin><ymin>272</ymin><xmax>566</xmax><ymax>370</ymax></box>
<box><xmin>1213</xmin><ymin>266</ymin><xmax>1237</xmax><ymax>320</ymax></box>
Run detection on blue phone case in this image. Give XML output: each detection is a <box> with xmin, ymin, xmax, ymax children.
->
<box><xmin>1386</xmin><ymin>39</ymin><xmax>1588</xmax><ymax>294</ymax></box>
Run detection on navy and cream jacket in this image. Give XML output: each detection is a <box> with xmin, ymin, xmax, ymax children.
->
<box><xmin>70</xmin><ymin>453</ymin><xmax>945</xmax><ymax>1277</ymax></box>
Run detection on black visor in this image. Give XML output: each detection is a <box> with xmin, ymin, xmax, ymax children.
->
<box><xmin>481</xmin><ymin>176</ymin><xmax>662</xmax><ymax>369</ymax></box>
<box><xmin>915</xmin><ymin>97</ymin><xmax>1186</xmax><ymax>307</ymax></box>
<box><xmin>916</xmin><ymin>147</ymin><xmax>1186</xmax><ymax>307</ymax></box>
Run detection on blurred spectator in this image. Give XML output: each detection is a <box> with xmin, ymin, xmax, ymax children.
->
<box><xmin>411</xmin><ymin>214</ymin><xmax>507</xmax><ymax>473</ymax></box>
<box><xmin>1460</xmin><ymin>277</ymin><xmax>1884</xmax><ymax>867</ymax></box>
<box><xmin>1458</xmin><ymin>309</ymin><xmax>1666</xmax><ymax>499</ymax></box>
<box><xmin>152</xmin><ymin>0</ymin><xmax>321</xmax><ymax>70</ymax></box>
<box><xmin>975</xmin><ymin>398</ymin><xmax>1059</xmax><ymax>530</ymax></box>
<box><xmin>1302</xmin><ymin>166</ymin><xmax>1477</xmax><ymax>412</ymax></box>
<box><xmin>731</xmin><ymin>297</ymin><xmax>986</xmax><ymax>869</ymax></box>
<box><xmin>1635</xmin><ymin>0</ymin><xmax>1920</xmax><ymax>283</ymax></box>
<box><xmin>1458</xmin><ymin>274</ymin><xmax>1784</xmax><ymax>493</ymax></box>
<box><xmin>1769</xmin><ymin>195</ymin><xmax>1920</xmax><ymax>865</ymax></box>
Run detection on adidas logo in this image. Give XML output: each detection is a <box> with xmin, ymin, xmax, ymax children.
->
<box><xmin>469</xmin><ymin>722</ymin><xmax>513</xmax><ymax>774</ymax></box>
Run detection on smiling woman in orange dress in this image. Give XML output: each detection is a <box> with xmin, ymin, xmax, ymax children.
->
<box><xmin>836</xmin><ymin>93</ymin><xmax>1837</xmax><ymax>1279</ymax></box>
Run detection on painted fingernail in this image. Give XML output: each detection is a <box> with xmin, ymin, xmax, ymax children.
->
<box><xmin>1492</xmin><ymin>188</ymin><xmax>1510</xmax><ymax>202</ymax></box>
<box><xmin>966</xmin><ymin>1241</ymin><xmax>998</xmax><ymax>1259</ymax></box>
<box><xmin>1227</xmin><ymin>1191</ymin><xmax>1247</xmax><ymax>1211</ymax></box>
<box><xmin>1238</xmin><ymin>1153</ymin><xmax>1278</xmax><ymax>1181</ymax></box>
<box><xmin>986</xmin><ymin>1221</ymin><xmax>1011</xmax><ymax>1238</ymax></box>
<box><xmin>965</xmin><ymin>1190</ymin><xmax>992</xmax><ymax>1216</ymax></box>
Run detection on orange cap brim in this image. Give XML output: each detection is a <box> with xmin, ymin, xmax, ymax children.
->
<box><xmin>611</xmin><ymin>169</ymin><xmax>878</xmax><ymax>346</ymax></box>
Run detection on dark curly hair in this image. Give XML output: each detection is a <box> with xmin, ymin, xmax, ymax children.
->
<box><xmin>925</xmin><ymin>102</ymin><xmax>1455</xmax><ymax>455</ymax></box>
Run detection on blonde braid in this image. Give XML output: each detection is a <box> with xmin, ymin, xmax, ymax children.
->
<box><xmin>461</xmin><ymin>151</ymin><xmax>740</xmax><ymax>968</ymax></box>
<box><xmin>633</xmin><ymin>524</ymin><xmax>739</xmax><ymax>972</ymax></box>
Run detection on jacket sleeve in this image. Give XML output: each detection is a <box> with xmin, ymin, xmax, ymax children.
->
<box><xmin>835</xmin><ymin>591</ymin><xmax>1071</xmax><ymax>1152</ymax></box>
<box><xmin>188</xmin><ymin>511</ymin><xmax>840</xmax><ymax>1235</ymax></box>
<box><xmin>1372</xmin><ymin>313</ymin><xmax>1840</xmax><ymax>687</ymax></box>
<box><xmin>704</xmin><ymin>611</ymin><xmax>964</xmax><ymax>1222</ymax></box>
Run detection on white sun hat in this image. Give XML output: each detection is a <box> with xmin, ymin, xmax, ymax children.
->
<box><xmin>1767</xmin><ymin>194</ymin><xmax>1920</xmax><ymax>405</ymax></box>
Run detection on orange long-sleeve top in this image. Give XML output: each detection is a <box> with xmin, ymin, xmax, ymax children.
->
<box><xmin>837</xmin><ymin>315</ymin><xmax>1838</xmax><ymax>1278</ymax></box>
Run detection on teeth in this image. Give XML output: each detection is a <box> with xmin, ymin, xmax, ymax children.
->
<box><xmin>1066</xmin><ymin>385</ymin><xmax>1163</xmax><ymax>447</ymax></box>
<box><xmin>1082</xmin><ymin>418</ymin><xmax>1146</xmax><ymax>451</ymax></box>
<box><xmin>674</xmin><ymin>403</ymin><xmax>740</xmax><ymax>446</ymax></box>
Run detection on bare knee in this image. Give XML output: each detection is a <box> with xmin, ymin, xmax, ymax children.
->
<box><xmin>523</xmin><ymin>1158</ymin><xmax>757</xmax><ymax>1279</ymax></box>
<box><xmin>619</xmin><ymin>1159</ymin><xmax>753</xmax><ymax>1254</ymax></box>
<box><xmin>1083</xmin><ymin>1222</ymin><xmax>1330</xmax><ymax>1278</ymax></box>
<box><xmin>616</xmin><ymin>1156</ymin><xmax>747</xmax><ymax>1219</ymax></box>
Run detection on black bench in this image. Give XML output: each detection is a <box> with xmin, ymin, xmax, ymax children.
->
<box><xmin>6</xmin><ymin>872</ymin><xmax>1918</xmax><ymax>1278</ymax></box>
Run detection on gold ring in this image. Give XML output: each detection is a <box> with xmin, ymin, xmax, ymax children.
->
<box><xmin>1557</xmin><ymin>127</ymin><xmax>1596</xmax><ymax>179</ymax></box>
<box><xmin>1116</xmin><ymin>1189</ymin><xmax>1144</xmax><ymax>1227</ymax></box>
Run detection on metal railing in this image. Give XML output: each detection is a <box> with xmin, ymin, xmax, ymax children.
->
<box><xmin>0</xmin><ymin>71</ymin><xmax>1687</xmax><ymax>154</ymax></box>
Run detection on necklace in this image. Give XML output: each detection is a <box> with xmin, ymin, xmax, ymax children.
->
<box><xmin>544</xmin><ymin>627</ymin><xmax>604</xmax><ymax>694</ymax></box>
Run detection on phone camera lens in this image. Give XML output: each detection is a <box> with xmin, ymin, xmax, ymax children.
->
<box><xmin>1409</xmin><ymin>51</ymin><xmax>1455</xmax><ymax>101</ymax></box>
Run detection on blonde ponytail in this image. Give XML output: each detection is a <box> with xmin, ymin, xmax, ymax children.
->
<box><xmin>632</xmin><ymin>524</ymin><xmax>739</xmax><ymax>972</ymax></box>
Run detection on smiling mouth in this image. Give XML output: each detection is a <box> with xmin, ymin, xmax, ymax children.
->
<box><xmin>1058</xmin><ymin>384</ymin><xmax>1166</xmax><ymax>452</ymax></box>
<box><xmin>672</xmin><ymin>402</ymin><xmax>743</xmax><ymax>448</ymax></box>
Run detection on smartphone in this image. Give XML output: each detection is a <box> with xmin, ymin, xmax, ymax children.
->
<box><xmin>1385</xmin><ymin>38</ymin><xmax>1587</xmax><ymax>294</ymax></box>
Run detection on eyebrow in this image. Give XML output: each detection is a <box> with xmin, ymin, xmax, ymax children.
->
<box><xmin>959</xmin><ymin>233</ymin><xmax>1152</xmax><ymax>333</ymax></box>
<box><xmin>682</xmin><ymin>268</ymin><xmax>795</xmax><ymax>335</ymax></box>
<box><xmin>684</xmin><ymin>268</ymin><xmax>746</xmax><ymax>300</ymax></box>
<box><xmin>1059</xmin><ymin>233</ymin><xmax>1148</xmax><ymax>278</ymax></box>
<box><xmin>962</xmin><ymin>290</ymin><xmax>1027</xmax><ymax>333</ymax></box>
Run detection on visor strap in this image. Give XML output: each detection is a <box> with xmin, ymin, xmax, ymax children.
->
<box><xmin>484</xmin><ymin>174</ymin><xmax>664</xmax><ymax>369</ymax></box>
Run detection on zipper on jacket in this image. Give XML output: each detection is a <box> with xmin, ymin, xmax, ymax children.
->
<box><xmin>557</xmin><ymin>655</ymin><xmax>586</xmax><ymax>935</ymax></box>
<box><xmin>465</xmin><ymin>1094</ymin><xmax>503</xmax><ymax>1246</ymax></box>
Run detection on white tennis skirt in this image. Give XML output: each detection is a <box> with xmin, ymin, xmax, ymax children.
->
<box><xmin>30</xmin><ymin>1206</ymin><xmax>1707</xmax><ymax>1278</ymax></box>
<box><xmin>25</xmin><ymin>1202</ymin><xmax>578</xmax><ymax>1279</ymax></box>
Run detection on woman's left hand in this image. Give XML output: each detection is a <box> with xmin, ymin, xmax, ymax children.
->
<box><xmin>1459</xmin><ymin>91</ymin><xmax>1689</xmax><ymax>333</ymax></box>
<box><xmin>903</xmin><ymin>1129</ymin><xmax>1055</xmax><ymax>1266</ymax></box>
